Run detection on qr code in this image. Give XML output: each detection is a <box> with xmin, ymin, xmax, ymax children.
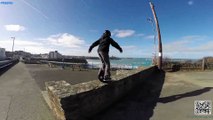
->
<box><xmin>194</xmin><ymin>100</ymin><xmax>212</xmax><ymax>115</ymax></box>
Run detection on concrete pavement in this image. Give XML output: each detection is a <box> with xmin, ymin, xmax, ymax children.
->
<box><xmin>0</xmin><ymin>62</ymin><xmax>55</xmax><ymax>120</ymax></box>
<box><xmin>151</xmin><ymin>71</ymin><xmax>213</xmax><ymax>120</ymax></box>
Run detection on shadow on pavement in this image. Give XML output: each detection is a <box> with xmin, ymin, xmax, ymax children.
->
<box><xmin>90</xmin><ymin>69</ymin><xmax>165</xmax><ymax>120</ymax></box>
<box><xmin>158</xmin><ymin>87</ymin><xmax>212</xmax><ymax>104</ymax></box>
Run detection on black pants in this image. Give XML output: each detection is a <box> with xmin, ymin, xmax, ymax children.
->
<box><xmin>98</xmin><ymin>51</ymin><xmax>110</xmax><ymax>78</ymax></box>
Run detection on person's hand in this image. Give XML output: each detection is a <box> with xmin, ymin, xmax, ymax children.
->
<box><xmin>120</xmin><ymin>48</ymin><xmax>123</xmax><ymax>53</ymax></box>
<box><xmin>88</xmin><ymin>48</ymin><xmax>92</xmax><ymax>53</ymax></box>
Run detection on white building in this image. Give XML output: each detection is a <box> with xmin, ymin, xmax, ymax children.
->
<box><xmin>49</xmin><ymin>51</ymin><xmax>63</xmax><ymax>59</ymax></box>
<box><xmin>0</xmin><ymin>48</ymin><xmax>6</xmax><ymax>60</ymax></box>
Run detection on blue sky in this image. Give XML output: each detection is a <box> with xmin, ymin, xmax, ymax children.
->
<box><xmin>0</xmin><ymin>0</ymin><xmax>213</xmax><ymax>58</ymax></box>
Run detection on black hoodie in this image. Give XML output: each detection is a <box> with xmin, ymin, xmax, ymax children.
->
<box><xmin>89</xmin><ymin>34</ymin><xmax>122</xmax><ymax>53</ymax></box>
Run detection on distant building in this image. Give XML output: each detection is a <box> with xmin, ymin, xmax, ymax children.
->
<box><xmin>14</xmin><ymin>51</ymin><xmax>31</xmax><ymax>59</ymax></box>
<box><xmin>0</xmin><ymin>48</ymin><xmax>6</xmax><ymax>60</ymax></box>
<box><xmin>49</xmin><ymin>51</ymin><xmax>63</xmax><ymax>59</ymax></box>
<box><xmin>31</xmin><ymin>54</ymin><xmax>42</xmax><ymax>58</ymax></box>
<box><xmin>5</xmin><ymin>51</ymin><xmax>31</xmax><ymax>59</ymax></box>
<box><xmin>41</xmin><ymin>54</ymin><xmax>49</xmax><ymax>59</ymax></box>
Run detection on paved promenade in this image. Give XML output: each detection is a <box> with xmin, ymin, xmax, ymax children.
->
<box><xmin>152</xmin><ymin>71</ymin><xmax>213</xmax><ymax>120</ymax></box>
<box><xmin>0</xmin><ymin>63</ymin><xmax>55</xmax><ymax>120</ymax></box>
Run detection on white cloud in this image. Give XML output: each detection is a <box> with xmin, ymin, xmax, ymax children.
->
<box><xmin>188</xmin><ymin>0</ymin><xmax>194</xmax><ymax>6</ymax></box>
<box><xmin>144</xmin><ymin>35</ymin><xmax>155</xmax><ymax>40</ymax></box>
<box><xmin>135</xmin><ymin>33</ymin><xmax>145</xmax><ymax>37</ymax></box>
<box><xmin>0</xmin><ymin>33</ymin><xmax>87</xmax><ymax>55</ymax></box>
<box><xmin>44</xmin><ymin>33</ymin><xmax>85</xmax><ymax>48</ymax></box>
<box><xmin>164</xmin><ymin>35</ymin><xmax>207</xmax><ymax>52</ymax></box>
<box><xmin>4</xmin><ymin>25</ymin><xmax>25</xmax><ymax>32</ymax></box>
<box><xmin>181</xmin><ymin>35</ymin><xmax>204</xmax><ymax>41</ymax></box>
<box><xmin>187</xmin><ymin>41</ymin><xmax>213</xmax><ymax>52</ymax></box>
<box><xmin>15</xmin><ymin>40</ymin><xmax>42</xmax><ymax>46</ymax></box>
<box><xmin>163</xmin><ymin>35</ymin><xmax>212</xmax><ymax>58</ymax></box>
<box><xmin>122</xmin><ymin>45</ymin><xmax>137</xmax><ymax>49</ymax></box>
<box><xmin>113</xmin><ymin>29</ymin><xmax>135</xmax><ymax>38</ymax></box>
<box><xmin>0</xmin><ymin>40</ymin><xmax>40</xmax><ymax>48</ymax></box>
<box><xmin>24</xmin><ymin>46</ymin><xmax>53</xmax><ymax>54</ymax></box>
<box><xmin>0</xmin><ymin>39</ymin><xmax>52</xmax><ymax>54</ymax></box>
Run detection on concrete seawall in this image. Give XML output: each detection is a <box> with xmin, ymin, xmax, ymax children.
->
<box><xmin>0</xmin><ymin>60</ymin><xmax>19</xmax><ymax>76</ymax></box>
<box><xmin>45</xmin><ymin>66</ymin><xmax>158</xmax><ymax>120</ymax></box>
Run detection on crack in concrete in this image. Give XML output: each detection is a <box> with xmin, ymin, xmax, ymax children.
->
<box><xmin>5</xmin><ymin>96</ymin><xmax>12</xmax><ymax>120</ymax></box>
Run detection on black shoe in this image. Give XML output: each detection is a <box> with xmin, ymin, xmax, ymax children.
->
<box><xmin>102</xmin><ymin>76</ymin><xmax>112</xmax><ymax>82</ymax></box>
<box><xmin>98</xmin><ymin>75</ymin><xmax>104</xmax><ymax>81</ymax></box>
<box><xmin>98</xmin><ymin>70</ymin><xmax>105</xmax><ymax>81</ymax></box>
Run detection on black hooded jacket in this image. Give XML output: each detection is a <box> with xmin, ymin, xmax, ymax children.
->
<box><xmin>89</xmin><ymin>35</ymin><xmax>122</xmax><ymax>53</ymax></box>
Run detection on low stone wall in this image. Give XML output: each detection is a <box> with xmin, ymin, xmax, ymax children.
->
<box><xmin>45</xmin><ymin>66</ymin><xmax>158</xmax><ymax>120</ymax></box>
<box><xmin>163</xmin><ymin>57</ymin><xmax>213</xmax><ymax>71</ymax></box>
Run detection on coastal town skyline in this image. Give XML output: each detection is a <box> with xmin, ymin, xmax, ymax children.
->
<box><xmin>0</xmin><ymin>0</ymin><xmax>213</xmax><ymax>59</ymax></box>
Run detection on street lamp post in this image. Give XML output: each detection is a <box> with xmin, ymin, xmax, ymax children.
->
<box><xmin>11</xmin><ymin>37</ymin><xmax>15</xmax><ymax>58</ymax></box>
<box><xmin>149</xmin><ymin>2</ymin><xmax>163</xmax><ymax>69</ymax></box>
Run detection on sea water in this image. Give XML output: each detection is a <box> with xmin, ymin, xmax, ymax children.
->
<box><xmin>86</xmin><ymin>58</ymin><xmax>152</xmax><ymax>69</ymax></box>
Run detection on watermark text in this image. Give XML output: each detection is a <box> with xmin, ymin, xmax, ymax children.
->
<box><xmin>0</xmin><ymin>1</ymin><xmax>13</xmax><ymax>5</ymax></box>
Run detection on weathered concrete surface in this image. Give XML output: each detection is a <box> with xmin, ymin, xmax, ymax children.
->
<box><xmin>164</xmin><ymin>71</ymin><xmax>213</xmax><ymax>87</ymax></box>
<box><xmin>151</xmin><ymin>71</ymin><xmax>213</xmax><ymax>120</ymax></box>
<box><xmin>0</xmin><ymin>62</ymin><xmax>55</xmax><ymax>120</ymax></box>
<box><xmin>0</xmin><ymin>96</ymin><xmax>11</xmax><ymax>120</ymax></box>
<box><xmin>46</xmin><ymin>66</ymin><xmax>158</xmax><ymax>120</ymax></box>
